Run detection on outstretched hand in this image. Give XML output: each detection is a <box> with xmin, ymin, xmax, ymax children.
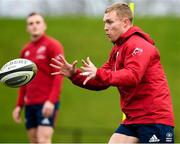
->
<box><xmin>80</xmin><ymin>57</ymin><xmax>97</xmax><ymax>85</ymax></box>
<box><xmin>50</xmin><ymin>55</ymin><xmax>78</xmax><ymax>78</ymax></box>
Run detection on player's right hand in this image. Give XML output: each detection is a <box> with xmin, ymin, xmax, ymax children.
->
<box><xmin>50</xmin><ymin>55</ymin><xmax>78</xmax><ymax>77</ymax></box>
<box><xmin>12</xmin><ymin>106</ymin><xmax>22</xmax><ymax>123</ymax></box>
<box><xmin>42</xmin><ymin>100</ymin><xmax>54</xmax><ymax>118</ymax></box>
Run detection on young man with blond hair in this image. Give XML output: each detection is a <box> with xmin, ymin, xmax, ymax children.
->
<box><xmin>50</xmin><ymin>3</ymin><xmax>174</xmax><ymax>143</ymax></box>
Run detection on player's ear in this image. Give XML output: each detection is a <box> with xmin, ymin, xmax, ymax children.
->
<box><xmin>123</xmin><ymin>17</ymin><xmax>131</xmax><ymax>28</ymax></box>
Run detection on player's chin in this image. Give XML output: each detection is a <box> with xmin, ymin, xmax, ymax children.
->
<box><xmin>107</xmin><ymin>36</ymin><xmax>115</xmax><ymax>43</ymax></box>
<box><xmin>31</xmin><ymin>32</ymin><xmax>42</xmax><ymax>37</ymax></box>
<box><xmin>107</xmin><ymin>37</ymin><xmax>112</xmax><ymax>42</ymax></box>
<box><xmin>108</xmin><ymin>38</ymin><xmax>115</xmax><ymax>43</ymax></box>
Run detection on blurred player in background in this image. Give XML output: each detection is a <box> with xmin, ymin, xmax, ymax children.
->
<box><xmin>50</xmin><ymin>2</ymin><xmax>174</xmax><ymax>143</ymax></box>
<box><xmin>12</xmin><ymin>12</ymin><xmax>64</xmax><ymax>143</ymax></box>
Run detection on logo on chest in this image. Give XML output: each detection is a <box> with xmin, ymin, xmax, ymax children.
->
<box><xmin>24</xmin><ymin>50</ymin><xmax>30</xmax><ymax>57</ymax></box>
<box><xmin>132</xmin><ymin>47</ymin><xmax>143</xmax><ymax>56</ymax></box>
<box><xmin>36</xmin><ymin>46</ymin><xmax>47</xmax><ymax>60</ymax></box>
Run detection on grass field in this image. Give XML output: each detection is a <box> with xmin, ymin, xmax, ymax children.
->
<box><xmin>0</xmin><ymin>16</ymin><xmax>180</xmax><ymax>142</ymax></box>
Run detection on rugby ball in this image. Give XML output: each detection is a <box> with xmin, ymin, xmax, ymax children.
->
<box><xmin>0</xmin><ymin>58</ymin><xmax>37</xmax><ymax>88</ymax></box>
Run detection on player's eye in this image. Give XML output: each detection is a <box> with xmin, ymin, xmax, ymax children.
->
<box><xmin>106</xmin><ymin>20</ymin><xmax>113</xmax><ymax>24</ymax></box>
<box><xmin>28</xmin><ymin>22</ymin><xmax>34</xmax><ymax>26</ymax></box>
<box><xmin>36</xmin><ymin>21</ymin><xmax>40</xmax><ymax>24</ymax></box>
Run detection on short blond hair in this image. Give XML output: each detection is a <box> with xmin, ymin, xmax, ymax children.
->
<box><xmin>105</xmin><ymin>3</ymin><xmax>133</xmax><ymax>23</ymax></box>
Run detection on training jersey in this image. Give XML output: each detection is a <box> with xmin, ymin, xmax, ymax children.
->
<box><xmin>69</xmin><ymin>26</ymin><xmax>174</xmax><ymax>127</ymax></box>
<box><xmin>16</xmin><ymin>34</ymin><xmax>64</xmax><ymax>106</ymax></box>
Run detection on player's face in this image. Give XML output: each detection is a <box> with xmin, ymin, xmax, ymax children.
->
<box><xmin>103</xmin><ymin>10</ymin><xmax>127</xmax><ymax>42</ymax></box>
<box><xmin>27</xmin><ymin>15</ymin><xmax>46</xmax><ymax>37</ymax></box>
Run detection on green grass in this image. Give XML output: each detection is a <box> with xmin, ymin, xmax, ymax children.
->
<box><xmin>0</xmin><ymin>16</ymin><xmax>180</xmax><ymax>142</ymax></box>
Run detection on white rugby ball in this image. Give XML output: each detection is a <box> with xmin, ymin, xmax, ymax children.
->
<box><xmin>0</xmin><ymin>58</ymin><xmax>37</xmax><ymax>88</ymax></box>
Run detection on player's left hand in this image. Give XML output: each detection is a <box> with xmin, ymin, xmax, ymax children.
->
<box><xmin>42</xmin><ymin>101</ymin><xmax>55</xmax><ymax>118</ymax></box>
<box><xmin>50</xmin><ymin>55</ymin><xmax>78</xmax><ymax>78</ymax></box>
<box><xmin>80</xmin><ymin>57</ymin><xmax>97</xmax><ymax>85</ymax></box>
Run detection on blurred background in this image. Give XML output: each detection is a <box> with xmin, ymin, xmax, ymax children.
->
<box><xmin>0</xmin><ymin>0</ymin><xmax>180</xmax><ymax>142</ymax></box>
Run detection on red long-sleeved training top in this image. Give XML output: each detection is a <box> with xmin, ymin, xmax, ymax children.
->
<box><xmin>70</xmin><ymin>26</ymin><xmax>174</xmax><ymax>126</ymax></box>
<box><xmin>16</xmin><ymin>34</ymin><xmax>64</xmax><ymax>106</ymax></box>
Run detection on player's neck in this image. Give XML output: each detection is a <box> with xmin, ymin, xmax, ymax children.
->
<box><xmin>31</xmin><ymin>34</ymin><xmax>44</xmax><ymax>42</ymax></box>
<box><xmin>123</xmin><ymin>24</ymin><xmax>133</xmax><ymax>34</ymax></box>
